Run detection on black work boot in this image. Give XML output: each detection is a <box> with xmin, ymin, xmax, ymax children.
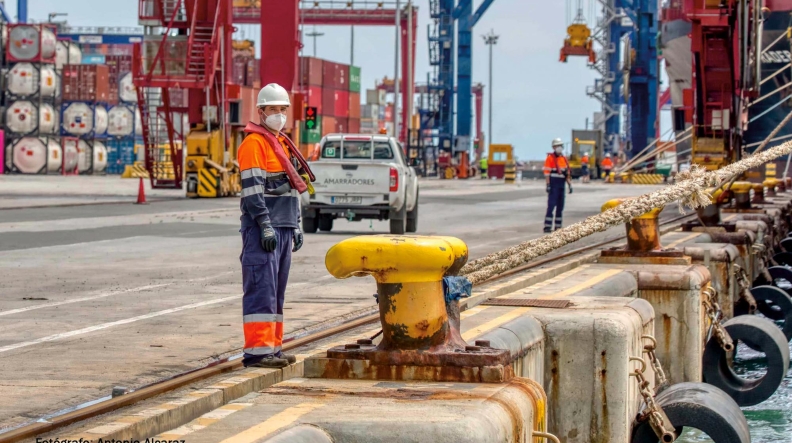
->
<box><xmin>276</xmin><ymin>352</ymin><xmax>297</xmax><ymax>364</ymax></box>
<box><xmin>245</xmin><ymin>355</ymin><xmax>289</xmax><ymax>368</ymax></box>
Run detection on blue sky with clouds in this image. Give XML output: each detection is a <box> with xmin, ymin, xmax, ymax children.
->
<box><xmin>6</xmin><ymin>0</ymin><xmax>668</xmax><ymax>160</ymax></box>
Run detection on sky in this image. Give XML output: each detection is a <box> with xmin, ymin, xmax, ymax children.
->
<box><xmin>3</xmin><ymin>0</ymin><xmax>671</xmax><ymax>160</ymax></box>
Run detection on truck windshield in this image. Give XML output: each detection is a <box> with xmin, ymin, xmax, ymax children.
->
<box><xmin>320</xmin><ymin>140</ymin><xmax>395</xmax><ymax>160</ymax></box>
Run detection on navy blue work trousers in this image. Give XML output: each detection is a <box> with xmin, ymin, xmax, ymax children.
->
<box><xmin>544</xmin><ymin>183</ymin><xmax>566</xmax><ymax>231</ymax></box>
<box><xmin>240</xmin><ymin>226</ymin><xmax>293</xmax><ymax>366</ymax></box>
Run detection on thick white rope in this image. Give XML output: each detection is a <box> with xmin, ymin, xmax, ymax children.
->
<box><xmin>461</xmin><ymin>141</ymin><xmax>792</xmax><ymax>285</ymax></box>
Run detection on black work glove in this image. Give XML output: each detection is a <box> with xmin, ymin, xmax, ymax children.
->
<box><xmin>292</xmin><ymin>227</ymin><xmax>304</xmax><ymax>252</ymax></box>
<box><xmin>258</xmin><ymin>217</ymin><xmax>277</xmax><ymax>253</ymax></box>
<box><xmin>568</xmin><ymin>185</ymin><xmax>573</xmax><ymax>194</ymax></box>
<box><xmin>546</xmin><ymin>185</ymin><xmax>551</xmax><ymax>194</ymax></box>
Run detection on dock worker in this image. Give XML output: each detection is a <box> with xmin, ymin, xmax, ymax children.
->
<box><xmin>581</xmin><ymin>152</ymin><xmax>590</xmax><ymax>183</ymax></box>
<box><xmin>543</xmin><ymin>138</ymin><xmax>572</xmax><ymax>233</ymax></box>
<box><xmin>480</xmin><ymin>155</ymin><xmax>488</xmax><ymax>179</ymax></box>
<box><xmin>601</xmin><ymin>153</ymin><xmax>614</xmax><ymax>178</ymax></box>
<box><xmin>238</xmin><ymin>83</ymin><xmax>316</xmax><ymax>368</ymax></box>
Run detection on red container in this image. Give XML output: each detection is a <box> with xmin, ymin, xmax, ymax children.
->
<box><xmin>384</xmin><ymin>104</ymin><xmax>393</xmax><ymax>122</ymax></box>
<box><xmin>246</xmin><ymin>59</ymin><xmax>260</xmax><ymax>87</ymax></box>
<box><xmin>322</xmin><ymin>61</ymin><xmax>349</xmax><ymax>90</ymax></box>
<box><xmin>334</xmin><ymin>90</ymin><xmax>349</xmax><ymax>118</ymax></box>
<box><xmin>335</xmin><ymin>117</ymin><xmax>349</xmax><ymax>134</ymax></box>
<box><xmin>232</xmin><ymin>59</ymin><xmax>247</xmax><ymax>85</ymax></box>
<box><xmin>322</xmin><ymin>87</ymin><xmax>336</xmax><ymax>117</ymax></box>
<box><xmin>61</xmin><ymin>64</ymin><xmax>110</xmax><ymax>103</ymax></box>
<box><xmin>240</xmin><ymin>86</ymin><xmax>258</xmax><ymax>125</ymax></box>
<box><xmin>349</xmin><ymin>92</ymin><xmax>361</xmax><ymax>119</ymax></box>
<box><xmin>348</xmin><ymin>118</ymin><xmax>361</xmax><ymax>134</ymax></box>
<box><xmin>322</xmin><ymin>116</ymin><xmax>337</xmax><ymax>136</ymax></box>
<box><xmin>105</xmin><ymin>55</ymin><xmax>132</xmax><ymax>105</ymax></box>
<box><xmin>306</xmin><ymin>85</ymin><xmax>323</xmax><ymax>115</ymax></box>
<box><xmin>300</xmin><ymin>57</ymin><xmax>323</xmax><ymax>87</ymax></box>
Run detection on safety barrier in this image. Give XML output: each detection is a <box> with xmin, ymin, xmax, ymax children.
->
<box><xmin>120</xmin><ymin>161</ymin><xmax>149</xmax><ymax>179</ymax></box>
<box><xmin>629</xmin><ymin>173</ymin><xmax>665</xmax><ymax>185</ymax></box>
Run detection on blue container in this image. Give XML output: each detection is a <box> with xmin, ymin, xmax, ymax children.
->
<box><xmin>82</xmin><ymin>54</ymin><xmax>106</xmax><ymax>64</ymax></box>
<box><xmin>105</xmin><ymin>138</ymin><xmax>136</xmax><ymax>174</ymax></box>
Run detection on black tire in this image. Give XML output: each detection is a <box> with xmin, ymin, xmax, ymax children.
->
<box><xmin>303</xmin><ymin>217</ymin><xmax>318</xmax><ymax>234</ymax></box>
<box><xmin>780</xmin><ymin>237</ymin><xmax>792</xmax><ymax>252</ymax></box>
<box><xmin>406</xmin><ymin>192</ymin><xmax>419</xmax><ymax>233</ymax></box>
<box><xmin>773</xmin><ymin>251</ymin><xmax>792</xmax><ymax>266</ymax></box>
<box><xmin>390</xmin><ymin>204</ymin><xmax>406</xmax><ymax>235</ymax></box>
<box><xmin>631</xmin><ymin>382</ymin><xmax>750</xmax><ymax>443</ymax></box>
<box><xmin>702</xmin><ymin>315</ymin><xmax>790</xmax><ymax>406</ymax></box>
<box><xmin>318</xmin><ymin>215</ymin><xmax>334</xmax><ymax>232</ymax></box>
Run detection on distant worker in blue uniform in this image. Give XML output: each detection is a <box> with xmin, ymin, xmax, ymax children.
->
<box><xmin>237</xmin><ymin>83</ymin><xmax>315</xmax><ymax>368</ymax></box>
<box><xmin>543</xmin><ymin>138</ymin><xmax>572</xmax><ymax>233</ymax></box>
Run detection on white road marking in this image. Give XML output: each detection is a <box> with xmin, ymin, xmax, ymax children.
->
<box><xmin>0</xmin><ymin>294</ymin><xmax>242</xmax><ymax>354</ymax></box>
<box><xmin>0</xmin><ymin>271</ymin><xmax>236</xmax><ymax>317</ymax></box>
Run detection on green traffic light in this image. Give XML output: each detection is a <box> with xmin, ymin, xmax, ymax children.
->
<box><xmin>306</xmin><ymin>121</ymin><xmax>315</xmax><ymax>129</ymax></box>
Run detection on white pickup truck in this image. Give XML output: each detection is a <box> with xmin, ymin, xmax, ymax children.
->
<box><xmin>301</xmin><ymin>134</ymin><xmax>419</xmax><ymax>234</ymax></box>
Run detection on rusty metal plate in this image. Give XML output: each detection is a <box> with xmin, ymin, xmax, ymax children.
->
<box><xmin>482</xmin><ymin>298</ymin><xmax>571</xmax><ymax>308</ymax></box>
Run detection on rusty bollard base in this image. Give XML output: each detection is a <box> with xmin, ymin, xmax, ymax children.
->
<box><xmin>315</xmin><ymin>235</ymin><xmax>514</xmax><ymax>383</ymax></box>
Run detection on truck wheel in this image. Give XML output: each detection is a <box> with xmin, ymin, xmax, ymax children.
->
<box><xmin>303</xmin><ymin>217</ymin><xmax>318</xmax><ymax>234</ymax></box>
<box><xmin>390</xmin><ymin>205</ymin><xmax>407</xmax><ymax>235</ymax></box>
<box><xmin>406</xmin><ymin>197</ymin><xmax>419</xmax><ymax>233</ymax></box>
<box><xmin>319</xmin><ymin>215</ymin><xmax>334</xmax><ymax>232</ymax></box>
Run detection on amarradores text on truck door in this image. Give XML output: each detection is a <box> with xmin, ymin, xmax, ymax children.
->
<box><xmin>300</xmin><ymin>134</ymin><xmax>419</xmax><ymax>234</ymax></box>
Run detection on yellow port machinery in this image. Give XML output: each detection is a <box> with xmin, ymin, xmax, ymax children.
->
<box><xmin>185</xmin><ymin>125</ymin><xmax>241</xmax><ymax>199</ymax></box>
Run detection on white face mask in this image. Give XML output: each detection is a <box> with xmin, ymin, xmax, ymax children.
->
<box><xmin>554</xmin><ymin>147</ymin><xmax>563</xmax><ymax>154</ymax></box>
<box><xmin>263</xmin><ymin>112</ymin><xmax>287</xmax><ymax>131</ymax></box>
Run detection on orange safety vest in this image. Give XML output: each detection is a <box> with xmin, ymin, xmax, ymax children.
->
<box><xmin>581</xmin><ymin>155</ymin><xmax>589</xmax><ymax>165</ymax></box>
<box><xmin>602</xmin><ymin>158</ymin><xmax>614</xmax><ymax>169</ymax></box>
<box><xmin>543</xmin><ymin>153</ymin><xmax>569</xmax><ymax>178</ymax></box>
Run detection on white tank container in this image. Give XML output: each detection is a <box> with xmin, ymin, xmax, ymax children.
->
<box><xmin>93</xmin><ymin>141</ymin><xmax>108</xmax><ymax>173</ymax></box>
<box><xmin>61</xmin><ymin>138</ymin><xmax>80</xmax><ymax>172</ymax></box>
<box><xmin>62</xmin><ymin>103</ymin><xmax>109</xmax><ymax>136</ymax></box>
<box><xmin>8</xmin><ymin>25</ymin><xmax>57</xmax><ymax>61</ymax></box>
<box><xmin>74</xmin><ymin>139</ymin><xmax>92</xmax><ymax>173</ymax></box>
<box><xmin>55</xmin><ymin>40</ymin><xmax>83</xmax><ymax>70</ymax></box>
<box><xmin>5</xmin><ymin>101</ymin><xmax>57</xmax><ymax>134</ymax></box>
<box><xmin>119</xmin><ymin>72</ymin><xmax>137</xmax><ymax>103</ymax></box>
<box><xmin>10</xmin><ymin>137</ymin><xmax>60</xmax><ymax>173</ymax></box>
<box><xmin>107</xmin><ymin>106</ymin><xmax>135</xmax><ymax>137</ymax></box>
<box><xmin>135</xmin><ymin>108</ymin><xmax>143</xmax><ymax>137</ymax></box>
<box><xmin>7</xmin><ymin>63</ymin><xmax>58</xmax><ymax>97</ymax></box>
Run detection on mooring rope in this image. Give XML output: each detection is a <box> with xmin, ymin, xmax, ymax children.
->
<box><xmin>460</xmin><ymin>141</ymin><xmax>792</xmax><ymax>285</ymax></box>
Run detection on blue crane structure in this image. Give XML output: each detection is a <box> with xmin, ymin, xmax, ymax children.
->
<box><xmin>585</xmin><ymin>0</ymin><xmax>658</xmax><ymax>158</ymax></box>
<box><xmin>422</xmin><ymin>0</ymin><xmax>496</xmax><ymax>159</ymax></box>
<box><xmin>0</xmin><ymin>0</ymin><xmax>28</xmax><ymax>23</ymax></box>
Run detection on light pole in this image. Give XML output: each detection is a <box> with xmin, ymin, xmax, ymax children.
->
<box><xmin>306</xmin><ymin>26</ymin><xmax>324</xmax><ymax>58</ymax></box>
<box><xmin>482</xmin><ymin>30</ymin><xmax>499</xmax><ymax>150</ymax></box>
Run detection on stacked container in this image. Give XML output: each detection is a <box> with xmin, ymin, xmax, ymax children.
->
<box><xmin>3</xmin><ymin>24</ymin><xmax>69</xmax><ymax>174</ymax></box>
<box><xmin>60</xmin><ymin>64</ymin><xmax>110</xmax><ymax>174</ymax></box>
<box><xmin>104</xmin><ymin>54</ymin><xmax>141</xmax><ymax>174</ymax></box>
<box><xmin>361</xmin><ymin>88</ymin><xmax>387</xmax><ymax>134</ymax></box>
<box><xmin>231</xmin><ymin>40</ymin><xmax>260</xmax><ymax>88</ymax></box>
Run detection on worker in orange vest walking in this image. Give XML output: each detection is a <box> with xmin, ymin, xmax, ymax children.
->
<box><xmin>601</xmin><ymin>153</ymin><xmax>614</xmax><ymax>179</ymax></box>
<box><xmin>238</xmin><ymin>83</ymin><xmax>316</xmax><ymax>368</ymax></box>
<box><xmin>543</xmin><ymin>138</ymin><xmax>572</xmax><ymax>233</ymax></box>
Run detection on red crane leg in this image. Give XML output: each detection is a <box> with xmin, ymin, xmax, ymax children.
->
<box><xmin>260</xmin><ymin>0</ymin><xmax>299</xmax><ymax>91</ymax></box>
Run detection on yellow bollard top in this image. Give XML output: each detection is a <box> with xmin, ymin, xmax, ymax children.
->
<box><xmin>601</xmin><ymin>198</ymin><xmax>663</xmax><ymax>219</ymax></box>
<box><xmin>730</xmin><ymin>181</ymin><xmax>752</xmax><ymax>193</ymax></box>
<box><xmin>764</xmin><ymin>178</ymin><xmax>779</xmax><ymax>189</ymax></box>
<box><xmin>752</xmin><ymin>183</ymin><xmax>764</xmax><ymax>192</ymax></box>
<box><xmin>706</xmin><ymin>187</ymin><xmax>725</xmax><ymax>203</ymax></box>
<box><xmin>325</xmin><ymin>235</ymin><xmax>469</xmax><ymax>284</ymax></box>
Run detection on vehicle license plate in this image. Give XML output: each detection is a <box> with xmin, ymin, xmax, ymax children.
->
<box><xmin>331</xmin><ymin>196</ymin><xmax>362</xmax><ymax>204</ymax></box>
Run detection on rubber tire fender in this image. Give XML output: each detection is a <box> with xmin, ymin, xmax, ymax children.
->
<box><xmin>630</xmin><ymin>382</ymin><xmax>750</xmax><ymax>443</ymax></box>
<box><xmin>747</xmin><ymin>285</ymin><xmax>792</xmax><ymax>339</ymax></box>
<box><xmin>767</xmin><ymin>265</ymin><xmax>792</xmax><ymax>295</ymax></box>
<box><xmin>772</xmin><ymin>251</ymin><xmax>792</xmax><ymax>267</ymax></box>
<box><xmin>702</xmin><ymin>315</ymin><xmax>790</xmax><ymax>407</ymax></box>
<box><xmin>780</xmin><ymin>237</ymin><xmax>792</xmax><ymax>253</ymax></box>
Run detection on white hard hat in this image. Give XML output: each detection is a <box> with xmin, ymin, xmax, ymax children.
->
<box><xmin>257</xmin><ymin>83</ymin><xmax>290</xmax><ymax>107</ymax></box>
<box><xmin>552</xmin><ymin>138</ymin><xmax>563</xmax><ymax>147</ymax></box>
<box><xmin>606</xmin><ymin>153</ymin><xmax>611</xmax><ymax>158</ymax></box>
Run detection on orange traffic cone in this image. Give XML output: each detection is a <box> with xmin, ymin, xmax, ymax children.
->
<box><xmin>135</xmin><ymin>177</ymin><xmax>148</xmax><ymax>205</ymax></box>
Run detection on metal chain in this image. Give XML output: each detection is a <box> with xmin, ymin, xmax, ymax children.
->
<box><xmin>641</xmin><ymin>335</ymin><xmax>668</xmax><ymax>389</ymax></box>
<box><xmin>703</xmin><ymin>286</ymin><xmax>735</xmax><ymax>352</ymax></box>
<box><xmin>733</xmin><ymin>264</ymin><xmax>758</xmax><ymax>312</ymax></box>
<box><xmin>630</xmin><ymin>356</ymin><xmax>676</xmax><ymax>442</ymax></box>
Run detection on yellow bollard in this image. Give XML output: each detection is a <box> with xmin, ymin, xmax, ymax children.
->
<box><xmin>602</xmin><ymin>199</ymin><xmax>664</xmax><ymax>252</ymax></box>
<box><xmin>730</xmin><ymin>181</ymin><xmax>753</xmax><ymax>209</ymax></box>
<box><xmin>764</xmin><ymin>178</ymin><xmax>779</xmax><ymax>197</ymax></box>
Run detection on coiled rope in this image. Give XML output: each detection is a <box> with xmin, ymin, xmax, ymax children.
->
<box><xmin>460</xmin><ymin>141</ymin><xmax>792</xmax><ymax>285</ymax></box>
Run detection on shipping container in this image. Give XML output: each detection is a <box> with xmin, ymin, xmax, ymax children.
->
<box><xmin>79</xmin><ymin>43</ymin><xmax>134</xmax><ymax>56</ymax></box>
<box><xmin>349</xmin><ymin>65</ymin><xmax>361</xmax><ymax>93</ymax></box>
<box><xmin>105</xmin><ymin>138</ymin><xmax>136</xmax><ymax>174</ymax></box>
<box><xmin>384</xmin><ymin>104</ymin><xmax>392</xmax><ymax>122</ymax></box>
<box><xmin>335</xmin><ymin>117</ymin><xmax>349</xmax><ymax>134</ymax></box>
<box><xmin>322</xmin><ymin>87</ymin><xmax>336</xmax><ymax>117</ymax></box>
<box><xmin>300</xmin><ymin>57</ymin><xmax>323</xmax><ymax>87</ymax></box>
<box><xmin>81</xmin><ymin>54</ymin><xmax>106</xmax><ymax>64</ymax></box>
<box><xmin>232</xmin><ymin>59</ymin><xmax>247</xmax><ymax>85</ymax></box>
<box><xmin>366</xmin><ymin>88</ymin><xmax>386</xmax><ymax>105</ymax></box>
<box><xmin>61</xmin><ymin>64</ymin><xmax>111</xmax><ymax>103</ymax></box>
<box><xmin>301</xmin><ymin>116</ymin><xmax>322</xmax><ymax>144</ymax></box>
<box><xmin>239</xmin><ymin>86</ymin><xmax>258</xmax><ymax>125</ymax></box>
<box><xmin>246</xmin><ymin>59</ymin><xmax>260</xmax><ymax>88</ymax></box>
<box><xmin>322</xmin><ymin>116</ymin><xmax>336</xmax><ymax>136</ymax></box>
<box><xmin>348</xmin><ymin>118</ymin><xmax>361</xmax><ymax>134</ymax></box>
<box><xmin>322</xmin><ymin>61</ymin><xmax>349</xmax><ymax>90</ymax></box>
<box><xmin>362</xmin><ymin>104</ymin><xmax>380</xmax><ymax>120</ymax></box>
<box><xmin>105</xmin><ymin>55</ymin><xmax>133</xmax><ymax>105</ymax></box>
<box><xmin>334</xmin><ymin>90</ymin><xmax>349</xmax><ymax>118</ymax></box>
<box><xmin>349</xmin><ymin>92</ymin><xmax>361</xmax><ymax>119</ymax></box>
<box><xmin>322</xmin><ymin>60</ymin><xmax>336</xmax><ymax>89</ymax></box>
<box><xmin>306</xmin><ymin>85</ymin><xmax>323</xmax><ymax>115</ymax></box>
